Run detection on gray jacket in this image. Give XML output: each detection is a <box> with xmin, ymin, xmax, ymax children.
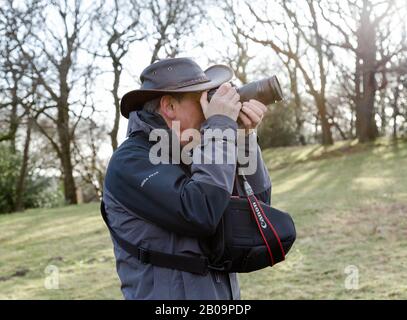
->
<box><xmin>102</xmin><ymin>110</ymin><xmax>271</xmax><ymax>300</ymax></box>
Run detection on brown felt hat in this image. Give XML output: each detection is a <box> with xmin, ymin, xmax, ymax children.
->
<box><xmin>120</xmin><ymin>57</ymin><xmax>234</xmax><ymax>118</ymax></box>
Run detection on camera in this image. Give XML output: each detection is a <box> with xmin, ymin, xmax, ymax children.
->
<box><xmin>207</xmin><ymin>75</ymin><xmax>284</xmax><ymax>105</ymax></box>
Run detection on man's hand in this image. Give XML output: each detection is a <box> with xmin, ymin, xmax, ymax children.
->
<box><xmin>238</xmin><ymin>99</ymin><xmax>267</xmax><ymax>135</ymax></box>
<box><xmin>200</xmin><ymin>83</ymin><xmax>241</xmax><ymax>121</ymax></box>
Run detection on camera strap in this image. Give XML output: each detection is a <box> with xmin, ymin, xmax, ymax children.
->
<box><xmin>238</xmin><ymin>173</ymin><xmax>286</xmax><ymax>265</ymax></box>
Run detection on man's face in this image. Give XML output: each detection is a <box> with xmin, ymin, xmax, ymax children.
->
<box><xmin>158</xmin><ymin>91</ymin><xmax>206</xmax><ymax>146</ymax></box>
<box><xmin>172</xmin><ymin>92</ymin><xmax>206</xmax><ymax>132</ymax></box>
<box><xmin>171</xmin><ymin>92</ymin><xmax>207</xmax><ymax>147</ymax></box>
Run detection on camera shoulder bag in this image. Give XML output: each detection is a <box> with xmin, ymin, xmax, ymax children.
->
<box><xmin>199</xmin><ymin>173</ymin><xmax>296</xmax><ymax>273</ymax></box>
<box><xmin>101</xmin><ymin>171</ymin><xmax>296</xmax><ymax>275</ymax></box>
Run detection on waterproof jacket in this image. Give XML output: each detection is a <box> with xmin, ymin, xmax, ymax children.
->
<box><xmin>102</xmin><ymin>110</ymin><xmax>271</xmax><ymax>300</ymax></box>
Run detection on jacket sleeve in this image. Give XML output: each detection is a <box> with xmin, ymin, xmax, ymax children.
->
<box><xmin>104</xmin><ymin>115</ymin><xmax>238</xmax><ymax>238</ymax></box>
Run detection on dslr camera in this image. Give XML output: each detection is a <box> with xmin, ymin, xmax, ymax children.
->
<box><xmin>207</xmin><ymin>75</ymin><xmax>284</xmax><ymax>105</ymax></box>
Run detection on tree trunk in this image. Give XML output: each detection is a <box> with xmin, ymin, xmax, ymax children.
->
<box><xmin>14</xmin><ymin>118</ymin><xmax>33</xmax><ymax>212</ymax></box>
<box><xmin>60</xmin><ymin>152</ymin><xmax>77</xmax><ymax>205</ymax></box>
<box><xmin>356</xmin><ymin>0</ymin><xmax>379</xmax><ymax>143</ymax></box>
<box><xmin>392</xmin><ymin>75</ymin><xmax>401</xmax><ymax>140</ymax></box>
<box><xmin>359</xmin><ymin>57</ymin><xmax>379</xmax><ymax>142</ymax></box>
<box><xmin>9</xmin><ymin>78</ymin><xmax>19</xmax><ymax>154</ymax></box>
<box><xmin>379</xmin><ymin>90</ymin><xmax>387</xmax><ymax>135</ymax></box>
<box><xmin>314</xmin><ymin>114</ymin><xmax>319</xmax><ymax>142</ymax></box>
<box><xmin>349</xmin><ymin>102</ymin><xmax>356</xmax><ymax>139</ymax></box>
<box><xmin>316</xmin><ymin>96</ymin><xmax>333</xmax><ymax>145</ymax></box>
<box><xmin>290</xmin><ymin>65</ymin><xmax>305</xmax><ymax>145</ymax></box>
<box><xmin>109</xmin><ymin>59</ymin><xmax>121</xmax><ymax>151</ymax></box>
<box><xmin>60</xmin><ymin>145</ymin><xmax>77</xmax><ymax>205</ymax></box>
<box><xmin>57</xmin><ymin>102</ymin><xmax>77</xmax><ymax>205</ymax></box>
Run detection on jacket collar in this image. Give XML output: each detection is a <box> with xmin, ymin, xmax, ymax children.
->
<box><xmin>126</xmin><ymin>110</ymin><xmax>169</xmax><ymax>137</ymax></box>
<box><xmin>126</xmin><ymin>110</ymin><xmax>192</xmax><ymax>173</ymax></box>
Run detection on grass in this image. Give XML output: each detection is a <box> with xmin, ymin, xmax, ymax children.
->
<box><xmin>0</xmin><ymin>204</ymin><xmax>122</xmax><ymax>299</ymax></box>
<box><xmin>1</xmin><ymin>137</ymin><xmax>406</xmax><ymax>299</ymax></box>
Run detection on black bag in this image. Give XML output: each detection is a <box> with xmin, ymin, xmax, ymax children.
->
<box><xmin>101</xmin><ymin>174</ymin><xmax>296</xmax><ymax>275</ymax></box>
<box><xmin>199</xmin><ymin>174</ymin><xmax>296</xmax><ymax>273</ymax></box>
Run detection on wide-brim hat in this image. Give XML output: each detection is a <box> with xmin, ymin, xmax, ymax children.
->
<box><xmin>120</xmin><ymin>57</ymin><xmax>234</xmax><ymax>118</ymax></box>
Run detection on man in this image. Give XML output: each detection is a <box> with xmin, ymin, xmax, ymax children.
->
<box><xmin>102</xmin><ymin>57</ymin><xmax>271</xmax><ymax>300</ymax></box>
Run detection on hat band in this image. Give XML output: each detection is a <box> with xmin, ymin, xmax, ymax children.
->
<box><xmin>163</xmin><ymin>76</ymin><xmax>211</xmax><ymax>90</ymax></box>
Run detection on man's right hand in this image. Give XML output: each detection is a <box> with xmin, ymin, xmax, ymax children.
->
<box><xmin>200</xmin><ymin>82</ymin><xmax>241</xmax><ymax>121</ymax></box>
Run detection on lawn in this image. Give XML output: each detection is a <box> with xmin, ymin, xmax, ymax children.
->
<box><xmin>1</xmin><ymin>138</ymin><xmax>406</xmax><ymax>299</ymax></box>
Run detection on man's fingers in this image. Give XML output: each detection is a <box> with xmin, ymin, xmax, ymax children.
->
<box><xmin>241</xmin><ymin>104</ymin><xmax>261</xmax><ymax>124</ymax></box>
<box><xmin>249</xmin><ymin>99</ymin><xmax>267</xmax><ymax>112</ymax></box>
<box><xmin>231</xmin><ymin>93</ymin><xmax>240</xmax><ymax>104</ymax></box>
<box><xmin>244</xmin><ymin>102</ymin><xmax>264</xmax><ymax>118</ymax></box>
<box><xmin>224</xmin><ymin>86</ymin><xmax>238</xmax><ymax>100</ymax></box>
<box><xmin>239</xmin><ymin>112</ymin><xmax>252</xmax><ymax>127</ymax></box>
<box><xmin>215</xmin><ymin>82</ymin><xmax>231</xmax><ymax>96</ymax></box>
<box><xmin>200</xmin><ymin>91</ymin><xmax>208</xmax><ymax>109</ymax></box>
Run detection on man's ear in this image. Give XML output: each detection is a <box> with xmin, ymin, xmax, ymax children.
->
<box><xmin>159</xmin><ymin>95</ymin><xmax>176</xmax><ymax>120</ymax></box>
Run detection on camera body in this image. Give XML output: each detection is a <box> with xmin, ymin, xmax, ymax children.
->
<box><xmin>207</xmin><ymin>75</ymin><xmax>283</xmax><ymax>105</ymax></box>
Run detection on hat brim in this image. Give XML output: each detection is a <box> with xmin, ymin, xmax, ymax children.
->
<box><xmin>120</xmin><ymin>64</ymin><xmax>234</xmax><ymax>118</ymax></box>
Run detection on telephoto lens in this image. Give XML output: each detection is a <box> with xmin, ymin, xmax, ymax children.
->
<box><xmin>207</xmin><ymin>75</ymin><xmax>284</xmax><ymax>105</ymax></box>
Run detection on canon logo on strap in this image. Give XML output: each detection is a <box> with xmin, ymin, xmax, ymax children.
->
<box><xmin>252</xmin><ymin>201</ymin><xmax>267</xmax><ymax>229</ymax></box>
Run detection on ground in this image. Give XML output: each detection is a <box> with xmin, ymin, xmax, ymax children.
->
<box><xmin>1</xmin><ymin>138</ymin><xmax>406</xmax><ymax>299</ymax></box>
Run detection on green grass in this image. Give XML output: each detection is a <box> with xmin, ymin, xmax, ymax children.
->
<box><xmin>0</xmin><ymin>204</ymin><xmax>122</xmax><ymax>299</ymax></box>
<box><xmin>1</xmin><ymin>137</ymin><xmax>407</xmax><ymax>299</ymax></box>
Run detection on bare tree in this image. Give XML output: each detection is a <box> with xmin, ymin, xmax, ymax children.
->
<box><xmin>14</xmin><ymin>0</ymin><xmax>99</xmax><ymax>204</ymax></box>
<box><xmin>0</xmin><ymin>0</ymin><xmax>45</xmax><ymax>211</ymax></box>
<box><xmin>210</xmin><ymin>0</ymin><xmax>252</xmax><ymax>84</ymax></box>
<box><xmin>148</xmin><ymin>0</ymin><xmax>206</xmax><ymax>63</ymax></box>
<box><xmin>213</xmin><ymin>1</ymin><xmax>307</xmax><ymax>144</ymax></box>
<box><xmin>72</xmin><ymin>119</ymin><xmax>107</xmax><ymax>200</ymax></box>
<box><xmin>0</xmin><ymin>0</ymin><xmax>38</xmax><ymax>151</ymax></box>
<box><xmin>277</xmin><ymin>33</ymin><xmax>306</xmax><ymax>145</ymax></box>
<box><xmin>95</xmin><ymin>0</ymin><xmax>206</xmax><ymax>152</ymax></box>
<box><xmin>231</xmin><ymin>0</ymin><xmax>334</xmax><ymax>145</ymax></box>
<box><xmin>319</xmin><ymin>0</ymin><xmax>407</xmax><ymax>142</ymax></box>
<box><xmin>94</xmin><ymin>0</ymin><xmax>145</xmax><ymax>151</ymax></box>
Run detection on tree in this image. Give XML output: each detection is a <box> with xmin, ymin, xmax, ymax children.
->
<box><xmin>95</xmin><ymin>0</ymin><xmax>145</xmax><ymax>151</ymax></box>
<box><xmin>96</xmin><ymin>0</ymin><xmax>206</xmax><ymax>152</ymax></box>
<box><xmin>213</xmin><ymin>1</ymin><xmax>306</xmax><ymax>145</ymax></box>
<box><xmin>319</xmin><ymin>0</ymin><xmax>407</xmax><ymax>142</ymax></box>
<box><xmin>230</xmin><ymin>0</ymin><xmax>334</xmax><ymax>145</ymax></box>
<box><xmin>147</xmin><ymin>0</ymin><xmax>206</xmax><ymax>64</ymax></box>
<box><xmin>210</xmin><ymin>0</ymin><xmax>252</xmax><ymax>84</ymax></box>
<box><xmin>0</xmin><ymin>0</ymin><xmax>44</xmax><ymax>211</ymax></box>
<box><xmin>72</xmin><ymin>119</ymin><xmax>108</xmax><ymax>201</ymax></box>
<box><xmin>0</xmin><ymin>0</ymin><xmax>38</xmax><ymax>151</ymax></box>
<box><xmin>14</xmin><ymin>0</ymin><xmax>99</xmax><ymax>204</ymax></box>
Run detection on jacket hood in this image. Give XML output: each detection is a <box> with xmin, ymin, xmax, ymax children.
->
<box><xmin>126</xmin><ymin>110</ymin><xmax>169</xmax><ymax>137</ymax></box>
<box><xmin>126</xmin><ymin>110</ymin><xmax>183</xmax><ymax>161</ymax></box>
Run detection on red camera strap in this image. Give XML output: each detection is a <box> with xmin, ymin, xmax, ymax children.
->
<box><xmin>246</xmin><ymin>193</ymin><xmax>286</xmax><ymax>266</ymax></box>
<box><xmin>237</xmin><ymin>172</ymin><xmax>286</xmax><ymax>266</ymax></box>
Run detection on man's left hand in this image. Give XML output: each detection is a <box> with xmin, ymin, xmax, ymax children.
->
<box><xmin>238</xmin><ymin>99</ymin><xmax>267</xmax><ymax>135</ymax></box>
